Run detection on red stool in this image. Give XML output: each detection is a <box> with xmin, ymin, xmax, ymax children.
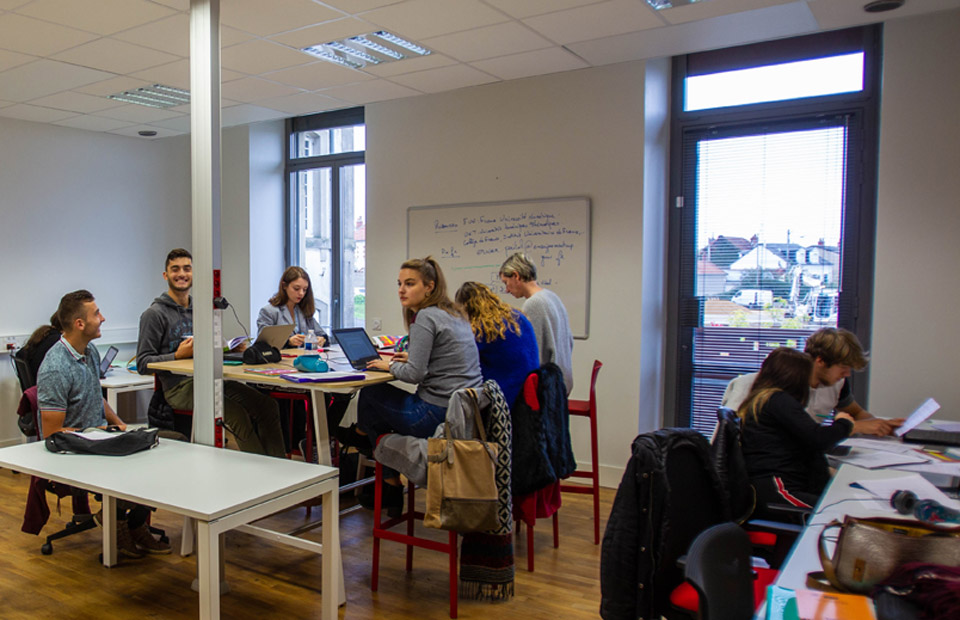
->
<box><xmin>371</xmin><ymin>462</ymin><xmax>459</xmax><ymax>618</ymax></box>
<box><xmin>560</xmin><ymin>360</ymin><xmax>603</xmax><ymax>544</ymax></box>
<box><xmin>269</xmin><ymin>391</ymin><xmax>314</xmax><ymax>460</ymax></box>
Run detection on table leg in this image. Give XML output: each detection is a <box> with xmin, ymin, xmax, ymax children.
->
<box><xmin>102</xmin><ymin>495</ymin><xmax>117</xmax><ymax>567</ymax></box>
<box><xmin>311</xmin><ymin>390</ymin><xmax>332</xmax><ymax>467</ymax></box>
<box><xmin>197</xmin><ymin>521</ymin><xmax>220</xmax><ymax>620</ymax></box>
<box><xmin>321</xmin><ymin>483</ymin><xmax>343</xmax><ymax>616</ymax></box>
<box><xmin>106</xmin><ymin>389</ymin><xmax>119</xmax><ymax>415</ymax></box>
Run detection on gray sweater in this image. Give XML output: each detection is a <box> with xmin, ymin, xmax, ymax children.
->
<box><xmin>136</xmin><ymin>292</ymin><xmax>192</xmax><ymax>392</ymax></box>
<box><xmin>389</xmin><ymin>306</ymin><xmax>482</xmax><ymax>407</ymax></box>
<box><xmin>523</xmin><ymin>288</ymin><xmax>574</xmax><ymax>394</ymax></box>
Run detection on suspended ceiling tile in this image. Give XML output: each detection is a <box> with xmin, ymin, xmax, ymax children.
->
<box><xmin>92</xmin><ymin>103</ymin><xmax>184</xmax><ymax>123</ymax></box>
<box><xmin>0</xmin><ymin>48</ymin><xmax>35</xmax><ymax>73</ymax></box>
<box><xmin>0</xmin><ymin>103</ymin><xmax>76</xmax><ymax>123</ymax></box>
<box><xmin>0</xmin><ymin>0</ymin><xmax>32</xmax><ymax>8</ymax></box>
<box><xmin>221</xmin><ymin>77</ymin><xmax>303</xmax><ymax>102</ymax></box>
<box><xmin>523</xmin><ymin>0</ymin><xmax>664</xmax><ymax>45</ymax></box>
<box><xmin>482</xmin><ymin>0</ymin><xmax>606</xmax><ymax>20</ymax></box>
<box><xmin>264</xmin><ymin>60</ymin><xmax>373</xmax><ymax>90</ymax></box>
<box><xmin>220</xmin><ymin>103</ymin><xmax>286</xmax><ymax>126</ymax></box>
<box><xmin>130</xmin><ymin>59</ymin><xmax>191</xmax><ymax>90</ymax></box>
<box><xmin>113</xmin><ymin>14</ymin><xmax>190</xmax><ymax>56</ymax></box>
<box><xmin>0</xmin><ymin>13</ymin><xmax>99</xmax><ymax>56</ymax></box>
<box><xmin>567</xmin><ymin>1</ymin><xmax>817</xmax><ymax>65</ymax></box>
<box><xmin>108</xmin><ymin>125</ymin><xmax>185</xmax><ymax>139</ymax></box>
<box><xmin>390</xmin><ymin>63</ymin><xmax>498</xmax><ymax>93</ymax></box>
<box><xmin>28</xmin><ymin>91</ymin><xmax>126</xmax><ymax>113</ymax></box>
<box><xmin>146</xmin><ymin>115</ymin><xmax>193</xmax><ymax>132</ymax></box>
<box><xmin>470</xmin><ymin>46</ymin><xmax>589</xmax><ymax>81</ymax></box>
<box><xmin>75</xmin><ymin>75</ymin><xmax>153</xmax><ymax>97</ymax></box>
<box><xmin>221</xmin><ymin>0</ymin><xmax>344</xmax><ymax>37</ymax></box>
<box><xmin>0</xmin><ymin>59</ymin><xmax>113</xmax><ymax>102</ymax></box>
<box><xmin>148</xmin><ymin>0</ymin><xmax>187</xmax><ymax>10</ymax></box>
<box><xmin>54</xmin><ymin>115</ymin><xmax>135</xmax><ymax>132</ymax></box>
<box><xmin>320</xmin><ymin>0</ymin><xmax>406</xmax><ymax>12</ymax></box>
<box><xmin>659</xmin><ymin>0</ymin><xmax>793</xmax><ymax>25</ymax></box>
<box><xmin>423</xmin><ymin>21</ymin><xmax>553</xmax><ymax>63</ymax></box>
<box><xmin>15</xmin><ymin>0</ymin><xmax>177</xmax><ymax>35</ymax></box>
<box><xmin>269</xmin><ymin>17</ymin><xmax>377</xmax><ymax>49</ymax></box>
<box><xmin>362</xmin><ymin>0</ymin><xmax>509</xmax><ymax>40</ymax></box>
<box><xmin>221</xmin><ymin>39</ymin><xmax>314</xmax><ymax>75</ymax></box>
<box><xmin>319</xmin><ymin>78</ymin><xmax>421</xmax><ymax>104</ymax></box>
<box><xmin>807</xmin><ymin>0</ymin><xmax>960</xmax><ymax>30</ymax></box>
<box><xmin>255</xmin><ymin>91</ymin><xmax>347</xmax><ymax>115</ymax></box>
<box><xmin>53</xmin><ymin>38</ymin><xmax>181</xmax><ymax>75</ymax></box>
<box><xmin>361</xmin><ymin>52</ymin><xmax>457</xmax><ymax>77</ymax></box>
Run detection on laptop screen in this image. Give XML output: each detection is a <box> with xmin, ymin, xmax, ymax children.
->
<box><xmin>332</xmin><ymin>328</ymin><xmax>380</xmax><ymax>369</ymax></box>
<box><xmin>99</xmin><ymin>346</ymin><xmax>118</xmax><ymax>378</ymax></box>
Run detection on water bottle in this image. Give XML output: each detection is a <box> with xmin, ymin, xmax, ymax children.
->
<box><xmin>304</xmin><ymin>329</ymin><xmax>317</xmax><ymax>351</ymax></box>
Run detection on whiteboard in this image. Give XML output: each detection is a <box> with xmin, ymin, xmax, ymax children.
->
<box><xmin>407</xmin><ymin>197</ymin><xmax>590</xmax><ymax>338</ymax></box>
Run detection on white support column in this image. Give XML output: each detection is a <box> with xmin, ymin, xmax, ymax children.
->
<box><xmin>189</xmin><ymin>0</ymin><xmax>223</xmax><ymax>447</ymax></box>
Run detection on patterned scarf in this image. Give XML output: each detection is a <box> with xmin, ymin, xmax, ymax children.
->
<box><xmin>460</xmin><ymin>380</ymin><xmax>515</xmax><ymax>600</ymax></box>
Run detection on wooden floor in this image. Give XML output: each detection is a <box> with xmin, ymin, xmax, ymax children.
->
<box><xmin>0</xmin><ymin>466</ymin><xmax>614</xmax><ymax>619</ymax></box>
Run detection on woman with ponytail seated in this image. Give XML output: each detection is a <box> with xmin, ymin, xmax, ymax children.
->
<box><xmin>15</xmin><ymin>315</ymin><xmax>63</xmax><ymax>389</ymax></box>
<box><xmin>336</xmin><ymin>256</ymin><xmax>482</xmax><ymax>510</ymax></box>
<box><xmin>739</xmin><ymin>347</ymin><xmax>854</xmax><ymax>520</ymax></box>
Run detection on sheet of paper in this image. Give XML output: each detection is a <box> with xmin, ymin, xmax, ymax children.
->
<box><xmin>66</xmin><ymin>429</ymin><xmax>119</xmax><ymax>441</ymax></box>
<box><xmin>840</xmin><ymin>450</ymin><xmax>930</xmax><ymax>470</ymax></box>
<box><xmin>895</xmin><ymin>397</ymin><xmax>941</xmax><ymax>436</ymax></box>
<box><xmin>842</xmin><ymin>437</ymin><xmax>918</xmax><ymax>454</ymax></box>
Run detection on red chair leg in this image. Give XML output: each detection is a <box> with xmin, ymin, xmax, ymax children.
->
<box><xmin>405</xmin><ymin>482</ymin><xmax>414</xmax><ymax>572</ymax></box>
<box><xmin>553</xmin><ymin>511</ymin><xmax>560</xmax><ymax>548</ymax></box>
<box><xmin>449</xmin><ymin>530</ymin><xmax>458</xmax><ymax>619</ymax></box>
<box><xmin>527</xmin><ymin>521</ymin><xmax>534</xmax><ymax>572</ymax></box>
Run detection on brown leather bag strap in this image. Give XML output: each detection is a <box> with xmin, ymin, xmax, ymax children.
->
<box><xmin>817</xmin><ymin>519</ymin><xmax>848</xmax><ymax>593</ymax></box>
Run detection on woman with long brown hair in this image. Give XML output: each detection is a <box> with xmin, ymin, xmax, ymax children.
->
<box><xmin>739</xmin><ymin>347</ymin><xmax>854</xmax><ymax>518</ymax></box>
<box><xmin>257</xmin><ymin>266</ymin><xmax>328</xmax><ymax>348</ymax></box>
<box><xmin>338</xmin><ymin>256</ymin><xmax>482</xmax><ymax>449</ymax></box>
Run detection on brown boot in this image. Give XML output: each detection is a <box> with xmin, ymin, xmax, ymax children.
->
<box><xmin>116</xmin><ymin>521</ymin><xmax>145</xmax><ymax>559</ymax></box>
<box><xmin>129</xmin><ymin>523</ymin><xmax>171</xmax><ymax>555</ymax></box>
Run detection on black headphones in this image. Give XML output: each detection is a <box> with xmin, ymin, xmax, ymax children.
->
<box><xmin>242</xmin><ymin>341</ymin><xmax>281</xmax><ymax>365</ymax></box>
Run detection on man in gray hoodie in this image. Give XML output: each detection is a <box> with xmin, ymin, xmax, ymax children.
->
<box><xmin>137</xmin><ymin>248</ymin><xmax>285</xmax><ymax>457</ymax></box>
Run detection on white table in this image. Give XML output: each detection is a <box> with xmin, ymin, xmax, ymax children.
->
<box><xmin>100</xmin><ymin>368</ymin><xmax>154</xmax><ymax>413</ymax></box>
<box><xmin>0</xmin><ymin>439</ymin><xmax>340</xmax><ymax>620</ymax></box>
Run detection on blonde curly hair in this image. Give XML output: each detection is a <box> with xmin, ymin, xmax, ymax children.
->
<box><xmin>455</xmin><ymin>281</ymin><xmax>521</xmax><ymax>343</ymax></box>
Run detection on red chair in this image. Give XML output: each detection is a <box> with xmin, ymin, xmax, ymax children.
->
<box><xmin>560</xmin><ymin>360</ymin><xmax>603</xmax><ymax>544</ymax></box>
<box><xmin>269</xmin><ymin>390</ymin><xmax>315</xmax><ymax>460</ymax></box>
<box><xmin>371</xmin><ymin>461</ymin><xmax>459</xmax><ymax>618</ymax></box>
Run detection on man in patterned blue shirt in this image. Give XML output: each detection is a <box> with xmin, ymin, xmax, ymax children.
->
<box><xmin>37</xmin><ymin>290</ymin><xmax>169</xmax><ymax>558</ymax></box>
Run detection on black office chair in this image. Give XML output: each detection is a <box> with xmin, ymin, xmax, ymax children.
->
<box><xmin>683</xmin><ymin>522</ymin><xmax>770</xmax><ymax>620</ymax></box>
<box><xmin>13</xmin><ymin>354</ymin><xmax>35</xmax><ymax>392</ymax></box>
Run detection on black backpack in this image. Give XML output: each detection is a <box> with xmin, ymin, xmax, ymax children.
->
<box><xmin>45</xmin><ymin>428</ymin><xmax>160</xmax><ymax>456</ymax></box>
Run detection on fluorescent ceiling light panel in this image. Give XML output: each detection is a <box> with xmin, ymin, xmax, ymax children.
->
<box><xmin>107</xmin><ymin>83</ymin><xmax>189</xmax><ymax>108</ymax></box>
<box><xmin>302</xmin><ymin>31</ymin><xmax>430</xmax><ymax>69</ymax></box>
<box><xmin>646</xmin><ymin>0</ymin><xmax>701</xmax><ymax>9</ymax></box>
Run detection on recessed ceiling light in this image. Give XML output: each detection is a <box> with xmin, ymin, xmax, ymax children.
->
<box><xmin>863</xmin><ymin>0</ymin><xmax>905</xmax><ymax>13</ymax></box>
<box><xmin>138</xmin><ymin>130</ymin><xmax>158</xmax><ymax>137</ymax></box>
<box><xmin>301</xmin><ymin>31</ymin><xmax>431</xmax><ymax>69</ymax></box>
<box><xmin>108</xmin><ymin>84</ymin><xmax>190</xmax><ymax>109</ymax></box>
<box><xmin>645</xmin><ymin>0</ymin><xmax>701</xmax><ymax>9</ymax></box>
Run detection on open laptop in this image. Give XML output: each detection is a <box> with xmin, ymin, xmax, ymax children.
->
<box><xmin>98</xmin><ymin>345</ymin><xmax>118</xmax><ymax>379</ymax></box>
<box><xmin>224</xmin><ymin>324</ymin><xmax>294</xmax><ymax>362</ymax></box>
<box><xmin>332</xmin><ymin>327</ymin><xmax>388</xmax><ymax>371</ymax></box>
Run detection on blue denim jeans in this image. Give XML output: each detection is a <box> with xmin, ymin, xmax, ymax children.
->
<box><xmin>357</xmin><ymin>382</ymin><xmax>446</xmax><ymax>440</ymax></box>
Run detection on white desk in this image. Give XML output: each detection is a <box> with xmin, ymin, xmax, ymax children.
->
<box><xmin>100</xmin><ymin>368</ymin><xmax>154</xmax><ymax>412</ymax></box>
<box><xmin>0</xmin><ymin>439</ymin><xmax>340</xmax><ymax>620</ymax></box>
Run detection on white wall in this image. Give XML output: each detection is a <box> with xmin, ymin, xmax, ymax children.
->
<box><xmin>366</xmin><ymin>62</ymin><xmax>649</xmax><ymax>485</ymax></box>
<box><xmin>221</xmin><ymin>120</ymin><xmax>286</xmax><ymax>335</ymax></box>
<box><xmin>869</xmin><ymin>9</ymin><xmax>960</xmax><ymax>419</ymax></box>
<box><xmin>0</xmin><ymin>117</ymin><xmax>190</xmax><ymax>444</ymax></box>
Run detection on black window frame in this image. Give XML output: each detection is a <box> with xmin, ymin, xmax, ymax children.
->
<box><xmin>284</xmin><ymin>107</ymin><xmax>365</xmax><ymax>330</ymax></box>
<box><xmin>664</xmin><ymin>26</ymin><xmax>883</xmax><ymax>428</ymax></box>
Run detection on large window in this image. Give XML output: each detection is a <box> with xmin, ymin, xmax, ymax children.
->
<box><xmin>286</xmin><ymin>107</ymin><xmax>366</xmax><ymax>330</ymax></box>
<box><xmin>665</xmin><ymin>27</ymin><xmax>882</xmax><ymax>433</ymax></box>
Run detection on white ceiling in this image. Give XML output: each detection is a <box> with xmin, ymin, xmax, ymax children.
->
<box><xmin>0</xmin><ymin>0</ymin><xmax>956</xmax><ymax>139</ymax></box>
